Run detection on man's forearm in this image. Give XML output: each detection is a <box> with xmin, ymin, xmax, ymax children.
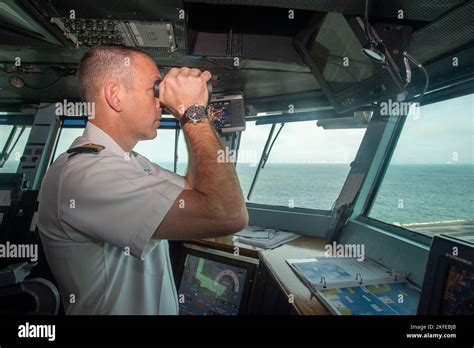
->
<box><xmin>182</xmin><ymin>119</ymin><xmax>247</xmax><ymax>219</ymax></box>
<box><xmin>183</xmin><ymin>133</ymin><xmax>195</xmax><ymax>188</ymax></box>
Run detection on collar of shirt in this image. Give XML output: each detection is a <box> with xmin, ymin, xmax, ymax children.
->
<box><xmin>72</xmin><ymin>122</ymin><xmax>154</xmax><ymax>175</ymax></box>
<box><xmin>79</xmin><ymin>122</ymin><xmax>131</xmax><ymax>159</ymax></box>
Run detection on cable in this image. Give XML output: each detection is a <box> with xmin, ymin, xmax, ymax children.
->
<box><xmin>363</xmin><ymin>1</ymin><xmax>428</xmax><ymax>104</ymax></box>
<box><xmin>362</xmin><ymin>2</ymin><xmax>427</xmax><ymax>98</ymax></box>
<box><xmin>361</xmin><ymin>0</ymin><xmax>388</xmax><ymax>64</ymax></box>
<box><xmin>403</xmin><ymin>51</ymin><xmax>430</xmax><ymax>101</ymax></box>
<box><xmin>24</xmin><ymin>73</ymin><xmax>65</xmax><ymax>90</ymax></box>
<box><xmin>364</xmin><ymin>0</ymin><xmax>374</xmax><ymax>42</ymax></box>
<box><xmin>403</xmin><ymin>57</ymin><xmax>412</xmax><ymax>87</ymax></box>
<box><xmin>8</xmin><ymin>72</ymin><xmax>67</xmax><ymax>91</ymax></box>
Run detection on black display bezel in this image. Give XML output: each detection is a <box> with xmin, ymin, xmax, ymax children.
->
<box><xmin>293</xmin><ymin>13</ymin><xmax>402</xmax><ymax>114</ymax></box>
<box><xmin>417</xmin><ymin>235</ymin><xmax>473</xmax><ymax>315</ymax></box>
<box><xmin>175</xmin><ymin>246</ymin><xmax>257</xmax><ymax>315</ymax></box>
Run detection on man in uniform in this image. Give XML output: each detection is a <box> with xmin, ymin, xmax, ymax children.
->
<box><xmin>37</xmin><ymin>45</ymin><xmax>248</xmax><ymax>315</ymax></box>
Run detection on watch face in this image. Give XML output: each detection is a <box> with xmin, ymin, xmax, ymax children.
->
<box><xmin>186</xmin><ymin>105</ymin><xmax>207</xmax><ymax>123</ymax></box>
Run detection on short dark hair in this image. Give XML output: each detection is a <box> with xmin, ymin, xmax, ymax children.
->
<box><xmin>77</xmin><ymin>45</ymin><xmax>148</xmax><ymax>101</ymax></box>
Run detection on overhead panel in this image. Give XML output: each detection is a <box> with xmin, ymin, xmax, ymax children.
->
<box><xmin>50</xmin><ymin>18</ymin><xmax>177</xmax><ymax>50</ymax></box>
<box><xmin>29</xmin><ymin>0</ymin><xmax>185</xmax><ymax>53</ymax></box>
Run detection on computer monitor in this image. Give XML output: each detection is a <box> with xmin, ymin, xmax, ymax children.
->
<box><xmin>293</xmin><ymin>12</ymin><xmax>404</xmax><ymax>114</ymax></box>
<box><xmin>176</xmin><ymin>246</ymin><xmax>257</xmax><ymax>315</ymax></box>
<box><xmin>417</xmin><ymin>233</ymin><xmax>474</xmax><ymax>315</ymax></box>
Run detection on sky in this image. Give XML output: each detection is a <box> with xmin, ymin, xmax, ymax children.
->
<box><xmin>94</xmin><ymin>93</ymin><xmax>474</xmax><ymax>165</ymax></box>
<box><xmin>390</xmin><ymin>93</ymin><xmax>473</xmax><ymax>165</ymax></box>
<box><xmin>1</xmin><ymin>93</ymin><xmax>473</xmax><ymax>170</ymax></box>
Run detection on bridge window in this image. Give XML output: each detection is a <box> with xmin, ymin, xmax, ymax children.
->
<box><xmin>237</xmin><ymin>120</ymin><xmax>366</xmax><ymax>210</ymax></box>
<box><xmin>134</xmin><ymin>129</ymin><xmax>187</xmax><ymax>174</ymax></box>
<box><xmin>0</xmin><ymin>125</ymin><xmax>31</xmax><ymax>173</ymax></box>
<box><xmin>52</xmin><ymin>128</ymin><xmax>84</xmax><ymax>162</ymax></box>
<box><xmin>53</xmin><ymin>125</ymin><xmax>186</xmax><ymax>174</ymax></box>
<box><xmin>52</xmin><ymin>119</ymin><xmax>368</xmax><ymax>212</ymax></box>
<box><xmin>367</xmin><ymin>94</ymin><xmax>474</xmax><ymax>238</ymax></box>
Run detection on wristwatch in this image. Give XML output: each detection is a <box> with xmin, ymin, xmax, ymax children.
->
<box><xmin>180</xmin><ymin>105</ymin><xmax>207</xmax><ymax>126</ymax></box>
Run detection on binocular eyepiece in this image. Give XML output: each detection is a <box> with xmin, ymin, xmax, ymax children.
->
<box><xmin>153</xmin><ymin>79</ymin><xmax>213</xmax><ymax>101</ymax></box>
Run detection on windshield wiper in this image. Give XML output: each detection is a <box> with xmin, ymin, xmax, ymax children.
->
<box><xmin>247</xmin><ymin>122</ymin><xmax>285</xmax><ymax>200</ymax></box>
<box><xmin>0</xmin><ymin>125</ymin><xmax>26</xmax><ymax>168</ymax></box>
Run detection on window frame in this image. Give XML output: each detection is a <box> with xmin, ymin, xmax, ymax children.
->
<box><xmin>355</xmin><ymin>91</ymin><xmax>474</xmax><ymax>246</ymax></box>
<box><xmin>52</xmin><ymin>117</ymin><xmax>348</xmax><ymax>237</ymax></box>
<box><xmin>339</xmin><ymin>83</ymin><xmax>474</xmax><ymax>287</ymax></box>
<box><xmin>52</xmin><ymin>117</ymin><xmax>184</xmax><ymax>171</ymax></box>
<box><xmin>246</xmin><ymin>202</ymin><xmax>333</xmax><ymax>238</ymax></box>
<box><xmin>0</xmin><ymin>125</ymin><xmax>33</xmax><ymax>174</ymax></box>
<box><xmin>236</xmin><ymin>119</ymin><xmax>367</xmax><ymax>237</ymax></box>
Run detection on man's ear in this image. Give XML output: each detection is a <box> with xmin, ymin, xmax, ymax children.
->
<box><xmin>103</xmin><ymin>81</ymin><xmax>123</xmax><ymax>112</ymax></box>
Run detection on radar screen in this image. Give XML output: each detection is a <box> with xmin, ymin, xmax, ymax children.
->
<box><xmin>440</xmin><ymin>263</ymin><xmax>474</xmax><ymax>315</ymax></box>
<box><xmin>178</xmin><ymin>254</ymin><xmax>248</xmax><ymax>315</ymax></box>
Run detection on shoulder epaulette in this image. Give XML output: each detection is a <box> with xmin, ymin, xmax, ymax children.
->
<box><xmin>67</xmin><ymin>143</ymin><xmax>105</xmax><ymax>158</ymax></box>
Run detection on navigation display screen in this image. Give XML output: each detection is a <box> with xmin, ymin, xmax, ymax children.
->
<box><xmin>440</xmin><ymin>263</ymin><xmax>474</xmax><ymax>315</ymax></box>
<box><xmin>208</xmin><ymin>100</ymin><xmax>232</xmax><ymax>130</ymax></box>
<box><xmin>178</xmin><ymin>254</ymin><xmax>248</xmax><ymax>315</ymax></box>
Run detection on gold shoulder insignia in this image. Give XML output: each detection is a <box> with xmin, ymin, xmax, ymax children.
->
<box><xmin>67</xmin><ymin>143</ymin><xmax>105</xmax><ymax>158</ymax></box>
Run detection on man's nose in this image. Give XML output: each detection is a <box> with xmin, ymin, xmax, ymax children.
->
<box><xmin>155</xmin><ymin>98</ymin><xmax>163</xmax><ymax>111</ymax></box>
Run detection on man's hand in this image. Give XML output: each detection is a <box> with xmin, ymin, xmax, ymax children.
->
<box><xmin>158</xmin><ymin>67</ymin><xmax>212</xmax><ymax>119</ymax></box>
<box><xmin>152</xmin><ymin>70</ymin><xmax>248</xmax><ymax>241</ymax></box>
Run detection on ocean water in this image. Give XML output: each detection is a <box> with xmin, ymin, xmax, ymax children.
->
<box><xmin>3</xmin><ymin>161</ymin><xmax>472</xmax><ymax>225</ymax></box>
<box><xmin>368</xmin><ymin>164</ymin><xmax>474</xmax><ymax>225</ymax></box>
<box><xmin>235</xmin><ymin>163</ymin><xmax>350</xmax><ymax>210</ymax></box>
<box><xmin>177</xmin><ymin>163</ymin><xmax>474</xmax><ymax>225</ymax></box>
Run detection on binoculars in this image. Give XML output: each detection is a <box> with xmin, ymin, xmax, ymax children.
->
<box><xmin>153</xmin><ymin>79</ymin><xmax>213</xmax><ymax>101</ymax></box>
